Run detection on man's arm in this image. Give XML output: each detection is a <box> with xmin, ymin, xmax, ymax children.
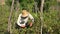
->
<box><xmin>17</xmin><ymin>14</ymin><xmax>21</xmax><ymax>26</ymax></box>
<box><xmin>29</xmin><ymin>13</ymin><xmax>34</xmax><ymax>27</ymax></box>
<box><xmin>29</xmin><ymin>13</ymin><xmax>34</xmax><ymax>23</ymax></box>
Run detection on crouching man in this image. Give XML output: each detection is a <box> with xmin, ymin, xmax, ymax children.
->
<box><xmin>17</xmin><ymin>9</ymin><xmax>34</xmax><ymax>28</ymax></box>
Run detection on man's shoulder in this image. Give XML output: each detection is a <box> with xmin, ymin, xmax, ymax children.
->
<box><xmin>28</xmin><ymin>13</ymin><xmax>32</xmax><ymax>16</ymax></box>
<box><xmin>19</xmin><ymin>13</ymin><xmax>22</xmax><ymax>16</ymax></box>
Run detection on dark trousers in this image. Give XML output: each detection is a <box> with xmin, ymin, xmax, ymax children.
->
<box><xmin>15</xmin><ymin>23</ymin><xmax>30</xmax><ymax>29</ymax></box>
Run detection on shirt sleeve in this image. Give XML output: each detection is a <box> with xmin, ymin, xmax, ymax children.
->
<box><xmin>29</xmin><ymin>13</ymin><xmax>34</xmax><ymax>23</ymax></box>
<box><xmin>17</xmin><ymin>14</ymin><xmax>21</xmax><ymax>26</ymax></box>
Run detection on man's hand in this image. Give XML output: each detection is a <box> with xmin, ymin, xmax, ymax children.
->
<box><xmin>21</xmin><ymin>25</ymin><xmax>25</xmax><ymax>28</ymax></box>
<box><xmin>30</xmin><ymin>22</ymin><xmax>33</xmax><ymax>27</ymax></box>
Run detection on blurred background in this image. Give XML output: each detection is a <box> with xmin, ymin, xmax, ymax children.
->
<box><xmin>0</xmin><ymin>0</ymin><xmax>60</xmax><ymax>34</ymax></box>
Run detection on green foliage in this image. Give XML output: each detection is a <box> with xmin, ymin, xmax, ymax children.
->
<box><xmin>0</xmin><ymin>0</ymin><xmax>60</xmax><ymax>34</ymax></box>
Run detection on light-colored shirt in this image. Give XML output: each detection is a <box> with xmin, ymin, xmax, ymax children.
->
<box><xmin>17</xmin><ymin>13</ymin><xmax>34</xmax><ymax>26</ymax></box>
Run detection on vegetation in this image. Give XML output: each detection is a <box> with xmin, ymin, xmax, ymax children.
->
<box><xmin>0</xmin><ymin>0</ymin><xmax>60</xmax><ymax>34</ymax></box>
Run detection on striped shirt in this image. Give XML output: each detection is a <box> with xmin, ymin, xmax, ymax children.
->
<box><xmin>17</xmin><ymin>13</ymin><xmax>34</xmax><ymax>26</ymax></box>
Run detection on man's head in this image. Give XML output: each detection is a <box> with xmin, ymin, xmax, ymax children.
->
<box><xmin>22</xmin><ymin>8</ymin><xmax>29</xmax><ymax>17</ymax></box>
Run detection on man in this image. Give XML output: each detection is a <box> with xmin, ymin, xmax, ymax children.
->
<box><xmin>17</xmin><ymin>9</ymin><xmax>34</xmax><ymax>28</ymax></box>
